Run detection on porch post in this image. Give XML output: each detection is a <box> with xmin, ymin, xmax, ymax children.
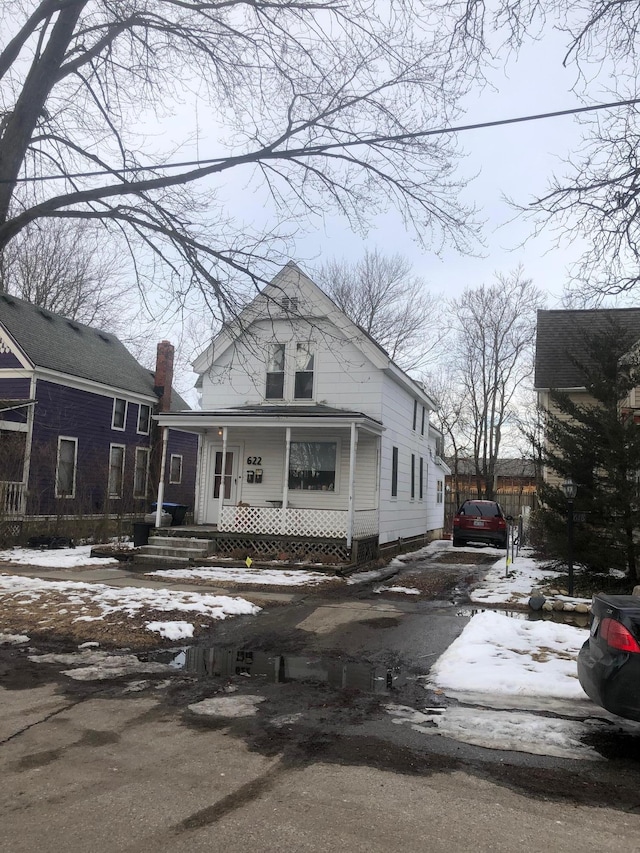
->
<box><xmin>282</xmin><ymin>427</ymin><xmax>291</xmax><ymax>534</ymax></box>
<box><xmin>218</xmin><ymin>426</ymin><xmax>228</xmax><ymax>527</ymax></box>
<box><xmin>347</xmin><ymin>422</ymin><xmax>357</xmax><ymax>547</ymax></box>
<box><xmin>155</xmin><ymin>426</ymin><xmax>169</xmax><ymax>528</ymax></box>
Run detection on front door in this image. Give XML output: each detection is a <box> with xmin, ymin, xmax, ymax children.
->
<box><xmin>206</xmin><ymin>446</ymin><xmax>238</xmax><ymax>524</ymax></box>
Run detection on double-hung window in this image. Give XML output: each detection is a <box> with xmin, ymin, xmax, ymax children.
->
<box><xmin>266</xmin><ymin>344</ymin><xmax>285</xmax><ymax>399</ymax></box>
<box><xmin>419</xmin><ymin>457</ymin><xmax>424</xmax><ymax>500</ymax></box>
<box><xmin>112</xmin><ymin>398</ymin><xmax>127</xmax><ymax>430</ymax></box>
<box><xmin>412</xmin><ymin>400</ymin><xmax>418</xmax><ymax>431</ymax></box>
<box><xmin>134</xmin><ymin>448</ymin><xmax>150</xmax><ymax>498</ymax></box>
<box><xmin>109</xmin><ymin>444</ymin><xmax>125</xmax><ymax>498</ymax></box>
<box><xmin>137</xmin><ymin>404</ymin><xmax>151</xmax><ymax>434</ymax></box>
<box><xmin>56</xmin><ymin>437</ymin><xmax>77</xmax><ymax>498</ymax></box>
<box><xmin>411</xmin><ymin>454</ymin><xmax>416</xmax><ymax>500</ymax></box>
<box><xmin>294</xmin><ymin>343</ymin><xmax>314</xmax><ymax>399</ymax></box>
<box><xmin>170</xmin><ymin>454</ymin><xmax>183</xmax><ymax>484</ymax></box>
<box><xmin>437</xmin><ymin>479</ymin><xmax>443</xmax><ymax>504</ymax></box>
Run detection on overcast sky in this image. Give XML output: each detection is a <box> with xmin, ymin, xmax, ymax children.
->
<box><xmin>149</xmin><ymin>19</ymin><xmax>622</xmax><ymax>399</ymax></box>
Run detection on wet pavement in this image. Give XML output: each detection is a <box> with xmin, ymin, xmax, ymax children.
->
<box><xmin>3</xmin><ymin>543</ymin><xmax>640</xmax><ymax>849</ymax></box>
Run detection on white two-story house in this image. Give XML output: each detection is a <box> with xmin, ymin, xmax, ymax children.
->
<box><xmin>155</xmin><ymin>262</ymin><xmax>449</xmax><ymax>564</ymax></box>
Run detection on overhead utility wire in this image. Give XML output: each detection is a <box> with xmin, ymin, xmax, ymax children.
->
<box><xmin>6</xmin><ymin>96</ymin><xmax>640</xmax><ymax>185</ymax></box>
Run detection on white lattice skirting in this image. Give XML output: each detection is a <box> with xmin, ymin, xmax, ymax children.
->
<box><xmin>219</xmin><ymin>506</ymin><xmax>378</xmax><ymax>538</ymax></box>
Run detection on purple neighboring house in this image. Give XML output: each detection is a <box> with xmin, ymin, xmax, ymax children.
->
<box><xmin>0</xmin><ymin>292</ymin><xmax>197</xmax><ymax>526</ymax></box>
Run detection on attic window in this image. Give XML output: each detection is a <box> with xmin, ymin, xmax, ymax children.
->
<box><xmin>38</xmin><ymin>309</ymin><xmax>53</xmax><ymax>321</ymax></box>
<box><xmin>281</xmin><ymin>297</ymin><xmax>299</xmax><ymax>312</ymax></box>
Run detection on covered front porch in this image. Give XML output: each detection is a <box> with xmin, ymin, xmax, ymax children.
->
<box><xmin>154</xmin><ymin>405</ymin><xmax>384</xmax><ymax>559</ymax></box>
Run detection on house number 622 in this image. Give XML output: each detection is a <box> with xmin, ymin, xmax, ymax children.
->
<box><xmin>246</xmin><ymin>456</ymin><xmax>262</xmax><ymax>465</ymax></box>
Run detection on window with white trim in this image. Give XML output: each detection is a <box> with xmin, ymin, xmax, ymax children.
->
<box><xmin>294</xmin><ymin>342</ymin><xmax>314</xmax><ymax>399</ymax></box>
<box><xmin>288</xmin><ymin>441</ymin><xmax>336</xmax><ymax>491</ymax></box>
<box><xmin>412</xmin><ymin>400</ymin><xmax>417</xmax><ymax>431</ymax></box>
<box><xmin>112</xmin><ymin>398</ymin><xmax>127</xmax><ymax>430</ymax></box>
<box><xmin>169</xmin><ymin>454</ymin><xmax>183</xmax><ymax>484</ymax></box>
<box><xmin>56</xmin><ymin>437</ymin><xmax>77</xmax><ymax>498</ymax></box>
<box><xmin>108</xmin><ymin>444</ymin><xmax>125</xmax><ymax>497</ymax></box>
<box><xmin>137</xmin><ymin>404</ymin><xmax>151</xmax><ymax>434</ymax></box>
<box><xmin>134</xmin><ymin>447</ymin><xmax>150</xmax><ymax>498</ymax></box>
<box><xmin>437</xmin><ymin>479</ymin><xmax>443</xmax><ymax>504</ymax></box>
<box><xmin>266</xmin><ymin>344</ymin><xmax>285</xmax><ymax>399</ymax></box>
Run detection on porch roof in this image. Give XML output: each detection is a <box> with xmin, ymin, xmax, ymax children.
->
<box><xmin>155</xmin><ymin>403</ymin><xmax>384</xmax><ymax>435</ymax></box>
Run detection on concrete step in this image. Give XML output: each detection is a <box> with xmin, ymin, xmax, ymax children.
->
<box><xmin>147</xmin><ymin>540</ymin><xmax>211</xmax><ymax>556</ymax></box>
<box><xmin>134</xmin><ymin>553</ymin><xmax>191</xmax><ymax>566</ymax></box>
<box><xmin>148</xmin><ymin>536</ymin><xmax>213</xmax><ymax>549</ymax></box>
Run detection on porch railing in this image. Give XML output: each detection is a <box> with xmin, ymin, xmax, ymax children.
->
<box><xmin>219</xmin><ymin>506</ymin><xmax>378</xmax><ymax>538</ymax></box>
<box><xmin>0</xmin><ymin>482</ymin><xmax>25</xmax><ymax>518</ymax></box>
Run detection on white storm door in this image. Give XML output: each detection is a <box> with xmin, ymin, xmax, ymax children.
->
<box><xmin>207</xmin><ymin>446</ymin><xmax>238</xmax><ymax>524</ymax></box>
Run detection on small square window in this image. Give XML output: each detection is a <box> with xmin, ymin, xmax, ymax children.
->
<box><xmin>112</xmin><ymin>398</ymin><xmax>127</xmax><ymax>430</ymax></box>
<box><xmin>170</xmin><ymin>454</ymin><xmax>183</xmax><ymax>484</ymax></box>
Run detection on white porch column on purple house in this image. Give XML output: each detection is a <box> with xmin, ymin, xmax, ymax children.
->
<box><xmin>217</xmin><ymin>426</ymin><xmax>228</xmax><ymax>526</ymax></box>
<box><xmin>347</xmin><ymin>422</ymin><xmax>357</xmax><ymax>547</ymax></box>
<box><xmin>155</xmin><ymin>426</ymin><xmax>169</xmax><ymax>528</ymax></box>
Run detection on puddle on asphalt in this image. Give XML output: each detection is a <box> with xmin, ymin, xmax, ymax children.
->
<box><xmin>166</xmin><ymin>646</ymin><xmax>408</xmax><ymax>694</ymax></box>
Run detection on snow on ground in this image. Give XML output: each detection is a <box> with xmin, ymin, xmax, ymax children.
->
<box><xmin>430</xmin><ymin>609</ymin><xmax>586</xmax><ymax>700</ymax></box>
<box><xmin>385</xmin><ymin>541</ymin><xmax>640</xmax><ymax>758</ymax></box>
<box><xmin>146</xmin><ymin>566</ymin><xmax>341</xmax><ymax>586</ymax></box>
<box><xmin>0</xmin><ymin>574</ymin><xmax>260</xmax><ymax>640</ymax></box>
<box><xmin>0</xmin><ymin>545</ymin><xmax>119</xmax><ymax>568</ymax></box>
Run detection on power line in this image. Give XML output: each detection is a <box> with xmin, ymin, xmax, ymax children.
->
<box><xmin>6</xmin><ymin>96</ymin><xmax>640</xmax><ymax>185</ymax></box>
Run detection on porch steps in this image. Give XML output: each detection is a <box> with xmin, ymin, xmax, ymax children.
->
<box><xmin>134</xmin><ymin>535</ymin><xmax>214</xmax><ymax>566</ymax></box>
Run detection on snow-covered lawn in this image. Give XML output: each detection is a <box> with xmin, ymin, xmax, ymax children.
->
<box><xmin>146</xmin><ymin>566</ymin><xmax>342</xmax><ymax>587</ymax></box>
<box><xmin>0</xmin><ymin>574</ymin><xmax>260</xmax><ymax>644</ymax></box>
<box><xmin>0</xmin><ymin>545</ymin><xmax>119</xmax><ymax>568</ymax></box>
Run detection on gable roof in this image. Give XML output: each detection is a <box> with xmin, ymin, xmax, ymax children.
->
<box><xmin>0</xmin><ymin>292</ymin><xmax>188</xmax><ymax>410</ymax></box>
<box><xmin>193</xmin><ymin>261</ymin><xmax>437</xmax><ymax>409</ymax></box>
<box><xmin>534</xmin><ymin>308</ymin><xmax>640</xmax><ymax>390</ymax></box>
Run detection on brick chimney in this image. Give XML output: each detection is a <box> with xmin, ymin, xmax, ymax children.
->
<box><xmin>154</xmin><ymin>340</ymin><xmax>175</xmax><ymax>413</ymax></box>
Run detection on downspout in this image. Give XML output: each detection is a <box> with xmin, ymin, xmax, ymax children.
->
<box><xmin>347</xmin><ymin>422</ymin><xmax>357</xmax><ymax>548</ymax></box>
<box><xmin>218</xmin><ymin>426</ymin><xmax>228</xmax><ymax>527</ymax></box>
<box><xmin>282</xmin><ymin>427</ymin><xmax>291</xmax><ymax>534</ymax></box>
<box><xmin>155</xmin><ymin>426</ymin><xmax>169</xmax><ymax>528</ymax></box>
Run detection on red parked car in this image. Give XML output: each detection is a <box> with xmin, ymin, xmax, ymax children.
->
<box><xmin>452</xmin><ymin>499</ymin><xmax>509</xmax><ymax>549</ymax></box>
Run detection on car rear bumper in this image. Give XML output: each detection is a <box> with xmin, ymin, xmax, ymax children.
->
<box><xmin>453</xmin><ymin>528</ymin><xmax>506</xmax><ymax>547</ymax></box>
<box><xmin>577</xmin><ymin>639</ymin><xmax>640</xmax><ymax>722</ymax></box>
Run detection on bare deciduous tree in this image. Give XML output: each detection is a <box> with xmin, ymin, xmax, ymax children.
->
<box><xmin>444</xmin><ymin>0</ymin><xmax>640</xmax><ymax>301</ymax></box>
<box><xmin>448</xmin><ymin>268</ymin><xmax>545</xmax><ymax>499</ymax></box>
<box><xmin>0</xmin><ymin>1</ymin><xmax>478</xmax><ymax>325</ymax></box>
<box><xmin>0</xmin><ymin>219</ymin><xmax>127</xmax><ymax>329</ymax></box>
<box><xmin>317</xmin><ymin>250</ymin><xmax>443</xmax><ymax>371</ymax></box>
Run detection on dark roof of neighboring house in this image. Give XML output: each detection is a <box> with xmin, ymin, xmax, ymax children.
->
<box><xmin>162</xmin><ymin>403</ymin><xmax>382</xmax><ymax>424</ymax></box>
<box><xmin>0</xmin><ymin>292</ymin><xmax>188</xmax><ymax>410</ymax></box>
<box><xmin>445</xmin><ymin>458</ymin><xmax>536</xmax><ymax>478</ymax></box>
<box><xmin>535</xmin><ymin>308</ymin><xmax>640</xmax><ymax>389</ymax></box>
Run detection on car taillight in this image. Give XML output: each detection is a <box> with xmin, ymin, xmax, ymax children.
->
<box><xmin>600</xmin><ymin>617</ymin><xmax>640</xmax><ymax>653</ymax></box>
<box><xmin>496</xmin><ymin>518</ymin><xmax>506</xmax><ymax>529</ymax></box>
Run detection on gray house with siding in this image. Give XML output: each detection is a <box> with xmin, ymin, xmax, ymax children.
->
<box><xmin>0</xmin><ymin>293</ymin><xmax>196</xmax><ymax>529</ymax></box>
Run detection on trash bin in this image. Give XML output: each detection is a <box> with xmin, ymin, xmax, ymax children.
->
<box><xmin>132</xmin><ymin>521</ymin><xmax>153</xmax><ymax>547</ymax></box>
<box><xmin>151</xmin><ymin>502</ymin><xmax>189</xmax><ymax>526</ymax></box>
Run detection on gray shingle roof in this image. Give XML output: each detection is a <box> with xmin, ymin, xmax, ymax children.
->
<box><xmin>0</xmin><ymin>292</ymin><xmax>188</xmax><ymax>411</ymax></box>
<box><xmin>534</xmin><ymin>308</ymin><xmax>640</xmax><ymax>389</ymax></box>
